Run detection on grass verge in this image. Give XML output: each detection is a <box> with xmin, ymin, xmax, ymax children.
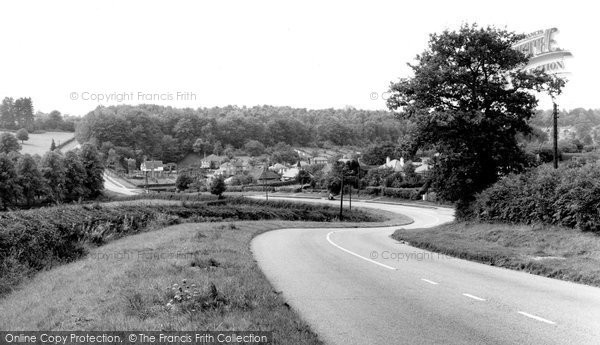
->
<box><xmin>0</xmin><ymin>197</ymin><xmax>385</xmax><ymax>297</ymax></box>
<box><xmin>0</xmin><ymin>208</ymin><xmax>410</xmax><ymax>344</ymax></box>
<box><xmin>392</xmin><ymin>222</ymin><xmax>600</xmax><ymax>287</ymax></box>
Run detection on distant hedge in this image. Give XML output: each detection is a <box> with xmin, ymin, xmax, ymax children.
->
<box><xmin>363</xmin><ymin>186</ymin><xmax>421</xmax><ymax>199</ymax></box>
<box><xmin>382</xmin><ymin>187</ymin><xmax>421</xmax><ymax>199</ymax></box>
<box><xmin>471</xmin><ymin>163</ymin><xmax>600</xmax><ymax>232</ymax></box>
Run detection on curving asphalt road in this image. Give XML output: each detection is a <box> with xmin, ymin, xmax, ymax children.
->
<box><xmin>251</xmin><ymin>197</ymin><xmax>600</xmax><ymax>345</ymax></box>
<box><xmin>103</xmin><ymin>172</ymin><xmax>141</xmax><ymax>196</ymax></box>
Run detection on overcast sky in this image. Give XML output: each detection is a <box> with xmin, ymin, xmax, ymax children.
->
<box><xmin>0</xmin><ymin>0</ymin><xmax>596</xmax><ymax>115</ymax></box>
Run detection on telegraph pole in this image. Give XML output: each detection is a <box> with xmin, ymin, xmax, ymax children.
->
<box><xmin>553</xmin><ymin>102</ymin><xmax>559</xmax><ymax>169</ymax></box>
<box><xmin>339</xmin><ymin>174</ymin><xmax>344</xmax><ymax>221</ymax></box>
<box><xmin>349</xmin><ymin>185</ymin><xmax>351</xmax><ymax>210</ymax></box>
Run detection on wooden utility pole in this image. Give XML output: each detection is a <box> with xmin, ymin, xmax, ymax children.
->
<box><xmin>349</xmin><ymin>184</ymin><xmax>352</xmax><ymax>210</ymax></box>
<box><xmin>553</xmin><ymin>102</ymin><xmax>559</xmax><ymax>169</ymax></box>
<box><xmin>339</xmin><ymin>174</ymin><xmax>344</xmax><ymax>220</ymax></box>
<box><xmin>265</xmin><ymin>178</ymin><xmax>268</xmax><ymax>201</ymax></box>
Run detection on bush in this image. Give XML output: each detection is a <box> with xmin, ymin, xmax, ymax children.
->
<box><xmin>209</xmin><ymin>175</ymin><xmax>226</xmax><ymax>198</ymax></box>
<box><xmin>276</xmin><ymin>186</ymin><xmax>302</xmax><ymax>193</ymax></box>
<box><xmin>364</xmin><ymin>186</ymin><xmax>381</xmax><ymax>195</ymax></box>
<box><xmin>471</xmin><ymin>163</ymin><xmax>600</xmax><ymax>232</ymax></box>
<box><xmin>381</xmin><ymin>187</ymin><xmax>420</xmax><ymax>199</ymax></box>
<box><xmin>384</xmin><ymin>172</ymin><xmax>404</xmax><ymax>188</ymax></box>
<box><xmin>176</xmin><ymin>174</ymin><xmax>194</xmax><ymax>191</ymax></box>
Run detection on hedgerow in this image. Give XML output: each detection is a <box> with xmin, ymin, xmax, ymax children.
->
<box><xmin>381</xmin><ymin>187</ymin><xmax>421</xmax><ymax>199</ymax></box>
<box><xmin>471</xmin><ymin>163</ymin><xmax>600</xmax><ymax>232</ymax></box>
<box><xmin>0</xmin><ymin>197</ymin><xmax>380</xmax><ymax>295</ymax></box>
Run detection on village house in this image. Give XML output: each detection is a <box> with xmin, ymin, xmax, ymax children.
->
<box><xmin>253</xmin><ymin>168</ymin><xmax>281</xmax><ymax>183</ymax></box>
<box><xmin>140</xmin><ymin>160</ymin><xmax>164</xmax><ymax>178</ymax></box>
<box><xmin>311</xmin><ymin>156</ymin><xmax>328</xmax><ymax>165</ymax></box>
<box><xmin>379</xmin><ymin>156</ymin><xmax>431</xmax><ymax>175</ymax></box>
<box><xmin>282</xmin><ymin>167</ymin><xmax>300</xmax><ymax>181</ymax></box>
<box><xmin>216</xmin><ymin>159</ymin><xmax>250</xmax><ymax>177</ymax></box>
<box><xmin>379</xmin><ymin>157</ymin><xmax>405</xmax><ymax>171</ymax></box>
<box><xmin>201</xmin><ymin>154</ymin><xmax>227</xmax><ymax>169</ymax></box>
<box><xmin>269</xmin><ymin>163</ymin><xmax>288</xmax><ymax>175</ymax></box>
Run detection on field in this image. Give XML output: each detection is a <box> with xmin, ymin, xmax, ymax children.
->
<box><xmin>1</xmin><ymin>131</ymin><xmax>76</xmax><ymax>155</ymax></box>
<box><xmin>392</xmin><ymin>222</ymin><xmax>600</xmax><ymax>287</ymax></box>
<box><xmin>0</xmin><ymin>196</ymin><xmax>410</xmax><ymax>343</ymax></box>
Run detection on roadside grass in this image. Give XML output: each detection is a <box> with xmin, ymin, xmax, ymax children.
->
<box><xmin>0</xmin><ymin>197</ymin><xmax>388</xmax><ymax>297</ymax></box>
<box><xmin>0</xmin><ymin>212</ymin><xmax>410</xmax><ymax>344</ymax></box>
<box><xmin>0</xmin><ymin>131</ymin><xmax>75</xmax><ymax>155</ymax></box>
<box><xmin>392</xmin><ymin>222</ymin><xmax>600</xmax><ymax>287</ymax></box>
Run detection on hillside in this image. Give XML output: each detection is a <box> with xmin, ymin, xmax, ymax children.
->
<box><xmin>1</xmin><ymin>131</ymin><xmax>76</xmax><ymax>156</ymax></box>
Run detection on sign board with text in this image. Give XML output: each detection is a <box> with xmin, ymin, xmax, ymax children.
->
<box><xmin>513</xmin><ymin>28</ymin><xmax>572</xmax><ymax>74</ymax></box>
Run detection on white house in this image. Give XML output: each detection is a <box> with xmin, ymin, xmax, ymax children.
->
<box><xmin>282</xmin><ymin>167</ymin><xmax>300</xmax><ymax>181</ymax></box>
<box><xmin>379</xmin><ymin>157</ymin><xmax>405</xmax><ymax>172</ymax></box>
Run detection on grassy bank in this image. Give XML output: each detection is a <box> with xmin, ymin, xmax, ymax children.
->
<box><xmin>0</xmin><ymin>197</ymin><xmax>384</xmax><ymax>296</ymax></box>
<box><xmin>0</xmin><ymin>202</ymin><xmax>410</xmax><ymax>344</ymax></box>
<box><xmin>392</xmin><ymin>222</ymin><xmax>600</xmax><ymax>287</ymax></box>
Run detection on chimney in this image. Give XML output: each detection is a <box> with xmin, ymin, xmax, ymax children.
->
<box><xmin>386</xmin><ymin>156</ymin><xmax>390</xmax><ymax>164</ymax></box>
<box><xmin>400</xmin><ymin>157</ymin><xmax>404</xmax><ymax>167</ymax></box>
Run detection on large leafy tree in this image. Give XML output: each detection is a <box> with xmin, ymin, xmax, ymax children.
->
<box><xmin>16</xmin><ymin>154</ymin><xmax>47</xmax><ymax>206</ymax></box>
<box><xmin>64</xmin><ymin>151</ymin><xmax>88</xmax><ymax>201</ymax></box>
<box><xmin>387</xmin><ymin>24</ymin><xmax>563</xmax><ymax>216</ymax></box>
<box><xmin>0</xmin><ymin>133</ymin><xmax>21</xmax><ymax>153</ymax></box>
<box><xmin>0</xmin><ymin>97</ymin><xmax>15</xmax><ymax>129</ymax></box>
<box><xmin>244</xmin><ymin>140</ymin><xmax>265</xmax><ymax>157</ymax></box>
<box><xmin>13</xmin><ymin>97</ymin><xmax>34</xmax><ymax>131</ymax></box>
<box><xmin>79</xmin><ymin>143</ymin><xmax>105</xmax><ymax>197</ymax></box>
<box><xmin>0</xmin><ymin>153</ymin><xmax>21</xmax><ymax>209</ymax></box>
<box><xmin>16</xmin><ymin>128</ymin><xmax>29</xmax><ymax>144</ymax></box>
<box><xmin>40</xmin><ymin>151</ymin><xmax>67</xmax><ymax>202</ymax></box>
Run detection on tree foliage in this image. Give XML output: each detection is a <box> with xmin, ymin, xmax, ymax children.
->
<box><xmin>64</xmin><ymin>151</ymin><xmax>88</xmax><ymax>201</ymax></box>
<box><xmin>269</xmin><ymin>142</ymin><xmax>299</xmax><ymax>164</ymax></box>
<box><xmin>387</xmin><ymin>24</ymin><xmax>563</xmax><ymax>216</ymax></box>
<box><xmin>75</xmin><ymin>105</ymin><xmax>411</xmax><ymax>163</ymax></box>
<box><xmin>16</xmin><ymin>128</ymin><xmax>29</xmax><ymax>143</ymax></box>
<box><xmin>209</xmin><ymin>174</ymin><xmax>226</xmax><ymax>199</ymax></box>
<box><xmin>244</xmin><ymin>140</ymin><xmax>265</xmax><ymax>157</ymax></box>
<box><xmin>16</xmin><ymin>154</ymin><xmax>46</xmax><ymax>206</ymax></box>
<box><xmin>40</xmin><ymin>151</ymin><xmax>67</xmax><ymax>202</ymax></box>
<box><xmin>79</xmin><ymin>143</ymin><xmax>105</xmax><ymax>197</ymax></box>
<box><xmin>0</xmin><ymin>133</ymin><xmax>21</xmax><ymax>153</ymax></box>
<box><xmin>0</xmin><ymin>153</ymin><xmax>21</xmax><ymax>209</ymax></box>
<box><xmin>175</xmin><ymin>174</ymin><xmax>194</xmax><ymax>191</ymax></box>
<box><xmin>0</xmin><ymin>143</ymin><xmax>104</xmax><ymax>208</ymax></box>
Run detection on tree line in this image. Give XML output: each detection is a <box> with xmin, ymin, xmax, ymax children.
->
<box><xmin>0</xmin><ymin>96</ymin><xmax>78</xmax><ymax>132</ymax></box>
<box><xmin>0</xmin><ymin>132</ymin><xmax>104</xmax><ymax>210</ymax></box>
<box><xmin>0</xmin><ymin>97</ymin><xmax>34</xmax><ymax>131</ymax></box>
<box><xmin>75</xmin><ymin>104</ymin><xmax>410</xmax><ymax>165</ymax></box>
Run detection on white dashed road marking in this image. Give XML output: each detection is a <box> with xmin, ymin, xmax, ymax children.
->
<box><xmin>326</xmin><ymin>231</ymin><xmax>396</xmax><ymax>271</ymax></box>
<box><xmin>421</xmin><ymin>278</ymin><xmax>439</xmax><ymax>285</ymax></box>
<box><xmin>462</xmin><ymin>293</ymin><xmax>486</xmax><ymax>301</ymax></box>
<box><xmin>518</xmin><ymin>311</ymin><xmax>556</xmax><ymax>325</ymax></box>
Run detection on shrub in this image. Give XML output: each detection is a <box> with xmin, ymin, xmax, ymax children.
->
<box><xmin>176</xmin><ymin>174</ymin><xmax>194</xmax><ymax>191</ymax></box>
<box><xmin>364</xmin><ymin>186</ymin><xmax>381</xmax><ymax>195</ymax></box>
<box><xmin>381</xmin><ymin>187</ymin><xmax>420</xmax><ymax>199</ymax></box>
<box><xmin>276</xmin><ymin>186</ymin><xmax>302</xmax><ymax>193</ymax></box>
<box><xmin>209</xmin><ymin>175</ymin><xmax>226</xmax><ymax>198</ymax></box>
<box><xmin>471</xmin><ymin>163</ymin><xmax>600</xmax><ymax>232</ymax></box>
